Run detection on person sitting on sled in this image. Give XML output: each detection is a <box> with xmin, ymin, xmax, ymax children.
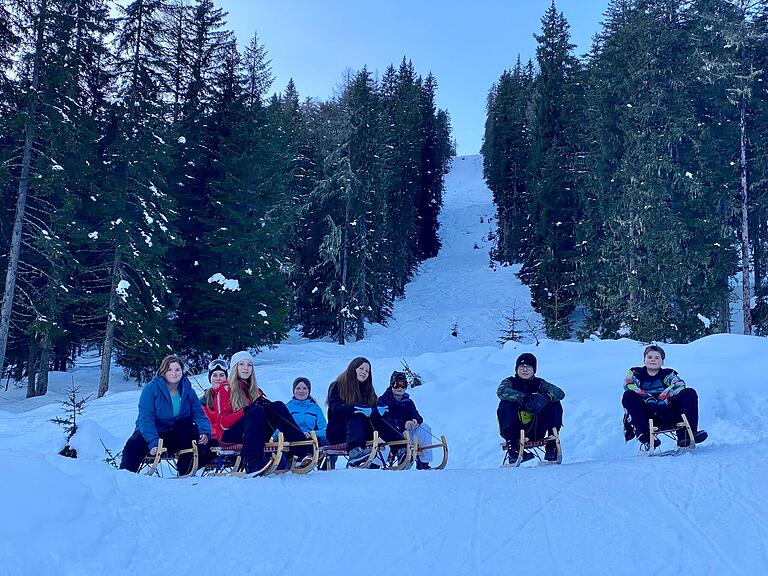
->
<box><xmin>286</xmin><ymin>377</ymin><xmax>328</xmax><ymax>445</ymax></box>
<box><xmin>377</xmin><ymin>371</ymin><xmax>434</xmax><ymax>470</ymax></box>
<box><xmin>497</xmin><ymin>352</ymin><xmax>564</xmax><ymax>463</ymax></box>
<box><xmin>622</xmin><ymin>345</ymin><xmax>708</xmax><ymax>450</ymax></box>
<box><xmin>119</xmin><ymin>354</ymin><xmax>211</xmax><ymax>475</ymax></box>
<box><xmin>204</xmin><ymin>351</ymin><xmax>312</xmax><ymax>474</ymax></box>
<box><xmin>326</xmin><ymin>357</ymin><xmax>406</xmax><ymax>468</ymax></box>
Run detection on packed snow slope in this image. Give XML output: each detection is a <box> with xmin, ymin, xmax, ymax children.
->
<box><xmin>2</xmin><ymin>155</ymin><xmax>767</xmax><ymax>576</ymax></box>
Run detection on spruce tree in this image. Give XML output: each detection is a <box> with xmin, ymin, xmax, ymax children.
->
<box><xmin>522</xmin><ymin>1</ymin><xmax>581</xmax><ymax>339</ymax></box>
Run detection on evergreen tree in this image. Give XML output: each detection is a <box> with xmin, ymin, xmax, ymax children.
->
<box><xmin>521</xmin><ymin>1</ymin><xmax>581</xmax><ymax>339</ymax></box>
<box><xmin>481</xmin><ymin>58</ymin><xmax>534</xmax><ymax>263</ymax></box>
<box><xmin>94</xmin><ymin>0</ymin><xmax>177</xmax><ymax>389</ymax></box>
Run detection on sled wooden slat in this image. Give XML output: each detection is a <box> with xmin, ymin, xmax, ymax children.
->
<box><xmin>642</xmin><ymin>413</ymin><xmax>696</xmax><ymax>457</ymax></box>
<box><xmin>501</xmin><ymin>427</ymin><xmax>561</xmax><ymax>467</ymax></box>
<box><xmin>318</xmin><ymin>431</ymin><xmax>381</xmax><ymax>469</ymax></box>
<box><xmin>412</xmin><ymin>434</ymin><xmax>449</xmax><ymax>470</ymax></box>
<box><xmin>384</xmin><ymin>431</ymin><xmax>412</xmax><ymax>471</ymax></box>
<box><xmin>140</xmin><ymin>439</ymin><xmax>199</xmax><ymax>478</ymax></box>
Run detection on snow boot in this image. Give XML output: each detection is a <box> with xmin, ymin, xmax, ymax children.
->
<box><xmin>416</xmin><ymin>459</ymin><xmax>431</xmax><ymax>470</ymax></box>
<box><xmin>677</xmin><ymin>429</ymin><xmax>708</xmax><ymax>448</ymax></box>
<box><xmin>506</xmin><ymin>447</ymin><xmax>535</xmax><ymax>465</ymax></box>
<box><xmin>347</xmin><ymin>447</ymin><xmax>372</xmax><ymax>468</ymax></box>
<box><xmin>395</xmin><ymin>446</ymin><xmax>414</xmax><ymax>469</ymax></box>
<box><xmin>544</xmin><ymin>440</ymin><xmax>558</xmax><ymax>462</ymax></box>
<box><xmin>243</xmin><ymin>456</ymin><xmax>268</xmax><ymax>475</ymax></box>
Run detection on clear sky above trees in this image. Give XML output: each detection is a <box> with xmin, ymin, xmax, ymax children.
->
<box><xmin>217</xmin><ymin>0</ymin><xmax>609</xmax><ymax>155</ymax></box>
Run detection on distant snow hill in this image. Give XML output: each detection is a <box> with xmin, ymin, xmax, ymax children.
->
<box><xmin>1</xmin><ymin>155</ymin><xmax>766</xmax><ymax>576</ymax></box>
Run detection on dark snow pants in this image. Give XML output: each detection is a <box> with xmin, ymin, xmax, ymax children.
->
<box><xmin>326</xmin><ymin>411</ymin><xmax>404</xmax><ymax>450</ymax></box>
<box><xmin>222</xmin><ymin>401</ymin><xmax>311</xmax><ymax>471</ymax></box>
<box><xmin>497</xmin><ymin>400</ymin><xmax>563</xmax><ymax>444</ymax></box>
<box><xmin>119</xmin><ymin>417</ymin><xmax>200</xmax><ymax>474</ymax></box>
<box><xmin>622</xmin><ymin>387</ymin><xmax>700</xmax><ymax>440</ymax></box>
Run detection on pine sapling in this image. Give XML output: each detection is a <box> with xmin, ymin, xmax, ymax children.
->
<box><xmin>101</xmin><ymin>439</ymin><xmax>120</xmax><ymax>469</ymax></box>
<box><xmin>400</xmin><ymin>359</ymin><xmax>423</xmax><ymax>388</ymax></box>
<box><xmin>50</xmin><ymin>377</ymin><xmax>91</xmax><ymax>458</ymax></box>
<box><xmin>498</xmin><ymin>302</ymin><xmax>524</xmax><ymax>345</ymax></box>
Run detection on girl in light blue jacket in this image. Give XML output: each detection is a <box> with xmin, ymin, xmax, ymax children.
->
<box><xmin>286</xmin><ymin>377</ymin><xmax>327</xmax><ymax>444</ymax></box>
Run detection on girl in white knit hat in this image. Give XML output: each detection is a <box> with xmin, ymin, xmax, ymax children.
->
<box><xmin>206</xmin><ymin>350</ymin><xmax>312</xmax><ymax>473</ymax></box>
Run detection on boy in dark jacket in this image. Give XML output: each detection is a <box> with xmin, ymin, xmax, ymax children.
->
<box><xmin>378</xmin><ymin>371</ymin><xmax>433</xmax><ymax>469</ymax></box>
<box><xmin>497</xmin><ymin>352</ymin><xmax>564</xmax><ymax>463</ymax></box>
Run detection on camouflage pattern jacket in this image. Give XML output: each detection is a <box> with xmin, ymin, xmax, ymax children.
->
<box><xmin>496</xmin><ymin>375</ymin><xmax>565</xmax><ymax>407</ymax></box>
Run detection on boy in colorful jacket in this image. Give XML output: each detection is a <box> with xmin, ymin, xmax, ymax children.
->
<box><xmin>622</xmin><ymin>345</ymin><xmax>707</xmax><ymax>449</ymax></box>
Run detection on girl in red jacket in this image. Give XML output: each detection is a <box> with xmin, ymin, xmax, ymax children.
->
<box><xmin>205</xmin><ymin>351</ymin><xmax>311</xmax><ymax>473</ymax></box>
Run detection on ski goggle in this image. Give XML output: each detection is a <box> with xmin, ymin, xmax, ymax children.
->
<box><xmin>208</xmin><ymin>358</ymin><xmax>229</xmax><ymax>371</ymax></box>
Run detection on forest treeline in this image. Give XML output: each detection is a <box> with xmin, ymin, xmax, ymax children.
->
<box><xmin>483</xmin><ymin>0</ymin><xmax>768</xmax><ymax>342</ymax></box>
<box><xmin>0</xmin><ymin>0</ymin><xmax>453</xmax><ymax>396</ymax></box>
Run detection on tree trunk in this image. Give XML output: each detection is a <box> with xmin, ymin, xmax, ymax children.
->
<box><xmin>356</xmin><ymin>219</ymin><xmax>367</xmax><ymax>341</ymax></box>
<box><xmin>98</xmin><ymin>248</ymin><xmax>122</xmax><ymax>398</ymax></box>
<box><xmin>739</xmin><ymin>95</ymin><xmax>752</xmax><ymax>335</ymax></box>
<box><xmin>26</xmin><ymin>343</ymin><xmax>39</xmax><ymax>399</ymax></box>
<box><xmin>338</xmin><ymin>220</ymin><xmax>348</xmax><ymax>346</ymax></box>
<box><xmin>0</xmin><ymin>0</ymin><xmax>48</xmax><ymax>380</ymax></box>
<box><xmin>37</xmin><ymin>340</ymin><xmax>50</xmax><ymax>396</ymax></box>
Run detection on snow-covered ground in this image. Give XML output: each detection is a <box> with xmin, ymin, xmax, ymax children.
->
<box><xmin>1</xmin><ymin>155</ymin><xmax>766</xmax><ymax>576</ymax></box>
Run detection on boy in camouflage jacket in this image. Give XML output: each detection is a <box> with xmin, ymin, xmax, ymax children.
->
<box><xmin>497</xmin><ymin>352</ymin><xmax>565</xmax><ymax>462</ymax></box>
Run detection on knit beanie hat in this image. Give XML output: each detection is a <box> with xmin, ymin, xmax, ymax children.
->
<box><xmin>292</xmin><ymin>376</ymin><xmax>311</xmax><ymax>394</ymax></box>
<box><xmin>230</xmin><ymin>350</ymin><xmax>255</xmax><ymax>370</ymax></box>
<box><xmin>390</xmin><ymin>371</ymin><xmax>408</xmax><ymax>386</ymax></box>
<box><xmin>515</xmin><ymin>353</ymin><xmax>537</xmax><ymax>374</ymax></box>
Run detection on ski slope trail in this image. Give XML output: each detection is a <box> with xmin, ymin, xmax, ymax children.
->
<box><xmin>1</xmin><ymin>156</ymin><xmax>767</xmax><ymax>575</ymax></box>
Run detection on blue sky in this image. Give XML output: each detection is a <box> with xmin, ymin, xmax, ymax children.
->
<box><xmin>217</xmin><ymin>1</ymin><xmax>609</xmax><ymax>156</ymax></box>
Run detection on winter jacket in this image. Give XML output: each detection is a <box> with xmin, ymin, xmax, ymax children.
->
<box><xmin>286</xmin><ymin>398</ymin><xmax>327</xmax><ymax>441</ymax></box>
<box><xmin>135</xmin><ymin>374</ymin><xmax>212</xmax><ymax>450</ymax></box>
<box><xmin>624</xmin><ymin>367</ymin><xmax>685</xmax><ymax>405</ymax></box>
<box><xmin>496</xmin><ymin>375</ymin><xmax>565</xmax><ymax>407</ymax></box>
<box><xmin>203</xmin><ymin>380</ymin><xmax>268</xmax><ymax>442</ymax></box>
<box><xmin>327</xmin><ymin>381</ymin><xmax>380</xmax><ymax>423</ymax></box>
<box><xmin>377</xmin><ymin>387</ymin><xmax>423</xmax><ymax>432</ymax></box>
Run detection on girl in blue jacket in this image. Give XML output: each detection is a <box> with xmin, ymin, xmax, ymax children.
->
<box><xmin>119</xmin><ymin>354</ymin><xmax>212</xmax><ymax>475</ymax></box>
<box><xmin>286</xmin><ymin>377</ymin><xmax>327</xmax><ymax>445</ymax></box>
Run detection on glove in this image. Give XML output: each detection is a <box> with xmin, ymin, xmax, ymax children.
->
<box><xmin>525</xmin><ymin>394</ymin><xmax>548</xmax><ymax>414</ymax></box>
<box><xmin>645</xmin><ymin>397</ymin><xmax>666</xmax><ymax>417</ymax></box>
<box><xmin>354</xmin><ymin>406</ymin><xmax>372</xmax><ymax>417</ymax></box>
<box><xmin>377</xmin><ymin>405</ymin><xmax>389</xmax><ymax>416</ymax></box>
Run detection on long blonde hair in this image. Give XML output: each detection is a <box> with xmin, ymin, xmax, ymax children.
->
<box><xmin>228</xmin><ymin>363</ymin><xmax>260</xmax><ymax>411</ymax></box>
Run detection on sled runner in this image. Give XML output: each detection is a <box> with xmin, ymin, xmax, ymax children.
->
<box><xmin>318</xmin><ymin>431</ymin><xmax>416</xmax><ymax>470</ymax></box>
<box><xmin>412</xmin><ymin>434</ymin><xmax>449</xmax><ymax>470</ymax></box>
<box><xmin>139</xmin><ymin>438</ymin><xmax>199</xmax><ymax>478</ymax></box>
<box><xmin>641</xmin><ymin>413</ymin><xmax>697</xmax><ymax>457</ymax></box>
<box><xmin>318</xmin><ymin>431</ymin><xmax>381</xmax><ymax>470</ymax></box>
<box><xmin>203</xmin><ymin>431</ymin><xmax>319</xmax><ymax>477</ymax></box>
<box><xmin>501</xmin><ymin>428</ymin><xmax>562</xmax><ymax>467</ymax></box>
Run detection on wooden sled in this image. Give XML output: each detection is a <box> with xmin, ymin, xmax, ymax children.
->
<box><xmin>501</xmin><ymin>428</ymin><xmax>562</xmax><ymax>468</ymax></box>
<box><xmin>639</xmin><ymin>413</ymin><xmax>696</xmax><ymax>457</ymax></box>
<box><xmin>379</xmin><ymin>431</ymin><xmax>414</xmax><ymax>471</ymax></box>
<box><xmin>412</xmin><ymin>434</ymin><xmax>449</xmax><ymax>470</ymax></box>
<box><xmin>203</xmin><ymin>432</ymin><xmax>319</xmax><ymax>477</ymax></box>
<box><xmin>139</xmin><ymin>438</ymin><xmax>199</xmax><ymax>478</ymax></box>
<box><xmin>319</xmin><ymin>431</ymin><xmax>386</xmax><ymax>470</ymax></box>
